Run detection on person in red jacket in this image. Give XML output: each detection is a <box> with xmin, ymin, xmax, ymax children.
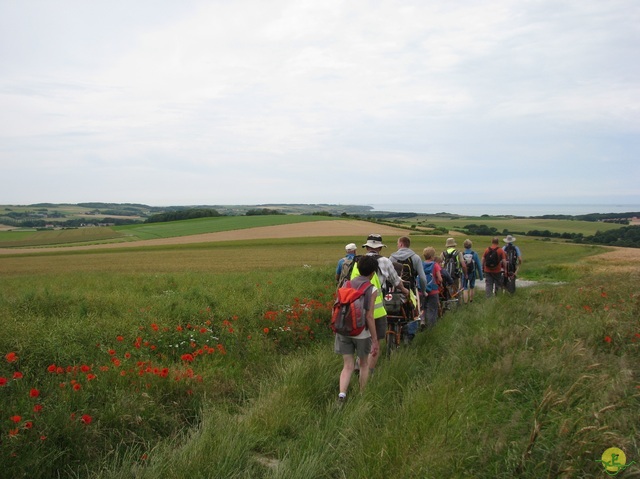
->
<box><xmin>482</xmin><ymin>237</ymin><xmax>507</xmax><ymax>297</ymax></box>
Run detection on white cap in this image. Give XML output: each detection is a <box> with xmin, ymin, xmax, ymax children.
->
<box><xmin>345</xmin><ymin>243</ymin><xmax>357</xmax><ymax>251</ymax></box>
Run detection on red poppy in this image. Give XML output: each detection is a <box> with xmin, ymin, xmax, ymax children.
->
<box><xmin>73</xmin><ymin>383</ymin><xmax>82</xmax><ymax>391</ymax></box>
<box><xmin>47</xmin><ymin>364</ymin><xmax>57</xmax><ymax>373</ymax></box>
<box><xmin>33</xmin><ymin>404</ymin><xmax>43</xmax><ymax>413</ymax></box>
<box><xmin>8</xmin><ymin>428</ymin><xmax>18</xmax><ymax>437</ymax></box>
<box><xmin>24</xmin><ymin>421</ymin><xmax>33</xmax><ymax>429</ymax></box>
<box><xmin>86</xmin><ymin>373</ymin><xmax>97</xmax><ymax>381</ymax></box>
<box><xmin>80</xmin><ymin>414</ymin><xmax>92</xmax><ymax>425</ymax></box>
<box><xmin>0</xmin><ymin>377</ymin><xmax>7</xmax><ymax>386</ymax></box>
<box><xmin>13</xmin><ymin>372</ymin><xmax>23</xmax><ymax>379</ymax></box>
<box><xmin>263</xmin><ymin>327</ymin><xmax>270</xmax><ymax>334</ymax></box>
<box><xmin>604</xmin><ymin>336</ymin><xmax>612</xmax><ymax>343</ymax></box>
<box><xmin>116</xmin><ymin>335</ymin><xmax>124</xmax><ymax>342</ymax></box>
<box><xmin>80</xmin><ymin>365</ymin><xmax>91</xmax><ymax>373</ymax></box>
<box><xmin>10</xmin><ymin>415</ymin><xmax>21</xmax><ymax>423</ymax></box>
<box><xmin>181</xmin><ymin>353</ymin><xmax>194</xmax><ymax>362</ymax></box>
<box><xmin>5</xmin><ymin>352</ymin><xmax>17</xmax><ymax>363</ymax></box>
<box><xmin>29</xmin><ymin>388</ymin><xmax>40</xmax><ymax>398</ymax></box>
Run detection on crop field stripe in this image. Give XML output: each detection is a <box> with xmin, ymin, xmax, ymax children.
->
<box><xmin>114</xmin><ymin>215</ymin><xmax>339</xmax><ymax>240</ymax></box>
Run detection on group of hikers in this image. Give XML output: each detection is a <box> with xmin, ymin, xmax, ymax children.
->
<box><xmin>332</xmin><ymin>233</ymin><xmax>523</xmax><ymax>403</ymax></box>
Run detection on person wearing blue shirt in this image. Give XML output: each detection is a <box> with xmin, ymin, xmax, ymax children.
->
<box><xmin>335</xmin><ymin>243</ymin><xmax>357</xmax><ymax>285</ymax></box>
<box><xmin>461</xmin><ymin>239</ymin><xmax>484</xmax><ymax>303</ymax></box>
<box><xmin>502</xmin><ymin>235</ymin><xmax>522</xmax><ymax>293</ymax></box>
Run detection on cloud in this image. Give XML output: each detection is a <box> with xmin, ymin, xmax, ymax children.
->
<box><xmin>0</xmin><ymin>0</ymin><xmax>638</xmax><ymax>206</ymax></box>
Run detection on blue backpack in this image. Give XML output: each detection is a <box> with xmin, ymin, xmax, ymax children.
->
<box><xmin>422</xmin><ymin>262</ymin><xmax>438</xmax><ymax>293</ymax></box>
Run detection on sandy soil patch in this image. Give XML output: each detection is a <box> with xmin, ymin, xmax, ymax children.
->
<box><xmin>0</xmin><ymin>220</ymin><xmax>412</xmax><ymax>255</ymax></box>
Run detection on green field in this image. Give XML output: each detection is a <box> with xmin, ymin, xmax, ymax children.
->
<box><xmin>406</xmin><ymin>215</ymin><xmax>624</xmax><ymax>235</ymax></box>
<box><xmin>0</xmin><ymin>215</ymin><xmax>338</xmax><ymax>248</ymax></box>
<box><xmin>0</xmin><ymin>233</ymin><xmax>638</xmax><ymax>477</ymax></box>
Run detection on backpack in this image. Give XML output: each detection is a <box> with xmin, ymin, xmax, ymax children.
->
<box><xmin>395</xmin><ymin>256</ymin><xmax>417</xmax><ymax>290</ymax></box>
<box><xmin>422</xmin><ymin>262</ymin><xmax>438</xmax><ymax>293</ymax></box>
<box><xmin>336</xmin><ymin>255</ymin><xmax>358</xmax><ymax>288</ymax></box>
<box><xmin>443</xmin><ymin>249</ymin><xmax>460</xmax><ymax>278</ymax></box>
<box><xmin>504</xmin><ymin>244</ymin><xmax>518</xmax><ymax>273</ymax></box>
<box><xmin>331</xmin><ymin>280</ymin><xmax>371</xmax><ymax>336</ymax></box>
<box><xmin>484</xmin><ymin>247</ymin><xmax>500</xmax><ymax>268</ymax></box>
<box><xmin>462</xmin><ymin>251</ymin><xmax>475</xmax><ymax>275</ymax></box>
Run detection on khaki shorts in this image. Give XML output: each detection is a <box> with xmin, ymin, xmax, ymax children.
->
<box><xmin>334</xmin><ymin>334</ymin><xmax>372</xmax><ymax>358</ymax></box>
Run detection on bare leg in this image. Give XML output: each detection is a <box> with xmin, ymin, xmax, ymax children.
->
<box><xmin>339</xmin><ymin>355</ymin><xmax>355</xmax><ymax>395</ymax></box>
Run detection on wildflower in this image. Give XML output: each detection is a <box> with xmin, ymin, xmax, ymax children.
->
<box><xmin>29</xmin><ymin>388</ymin><xmax>40</xmax><ymax>398</ymax></box>
<box><xmin>181</xmin><ymin>353</ymin><xmax>194</xmax><ymax>362</ymax></box>
<box><xmin>263</xmin><ymin>327</ymin><xmax>270</xmax><ymax>334</ymax></box>
<box><xmin>10</xmin><ymin>415</ymin><xmax>21</xmax><ymax>423</ymax></box>
<box><xmin>8</xmin><ymin>429</ymin><xmax>19</xmax><ymax>437</ymax></box>
<box><xmin>73</xmin><ymin>383</ymin><xmax>82</xmax><ymax>391</ymax></box>
<box><xmin>33</xmin><ymin>404</ymin><xmax>43</xmax><ymax>413</ymax></box>
<box><xmin>47</xmin><ymin>364</ymin><xmax>57</xmax><ymax>373</ymax></box>
<box><xmin>80</xmin><ymin>365</ymin><xmax>91</xmax><ymax>373</ymax></box>
<box><xmin>0</xmin><ymin>377</ymin><xmax>7</xmax><ymax>386</ymax></box>
<box><xmin>116</xmin><ymin>335</ymin><xmax>124</xmax><ymax>342</ymax></box>
<box><xmin>80</xmin><ymin>414</ymin><xmax>92</xmax><ymax>425</ymax></box>
<box><xmin>108</xmin><ymin>349</ymin><xmax>116</xmax><ymax>356</ymax></box>
<box><xmin>5</xmin><ymin>352</ymin><xmax>17</xmax><ymax>363</ymax></box>
<box><xmin>13</xmin><ymin>371</ymin><xmax>23</xmax><ymax>379</ymax></box>
<box><xmin>24</xmin><ymin>421</ymin><xmax>33</xmax><ymax>429</ymax></box>
<box><xmin>604</xmin><ymin>336</ymin><xmax>612</xmax><ymax>343</ymax></box>
<box><xmin>86</xmin><ymin>373</ymin><xmax>97</xmax><ymax>381</ymax></box>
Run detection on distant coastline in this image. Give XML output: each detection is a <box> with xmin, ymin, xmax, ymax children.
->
<box><xmin>368</xmin><ymin>204</ymin><xmax>640</xmax><ymax>217</ymax></box>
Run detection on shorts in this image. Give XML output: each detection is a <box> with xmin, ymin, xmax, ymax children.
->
<box><xmin>461</xmin><ymin>274</ymin><xmax>476</xmax><ymax>290</ymax></box>
<box><xmin>334</xmin><ymin>334</ymin><xmax>372</xmax><ymax>358</ymax></box>
<box><xmin>374</xmin><ymin>316</ymin><xmax>387</xmax><ymax>340</ymax></box>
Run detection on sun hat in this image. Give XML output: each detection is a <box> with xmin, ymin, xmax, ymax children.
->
<box><xmin>362</xmin><ymin>234</ymin><xmax>386</xmax><ymax>249</ymax></box>
<box><xmin>445</xmin><ymin>237</ymin><xmax>457</xmax><ymax>247</ymax></box>
<box><xmin>345</xmin><ymin>243</ymin><xmax>357</xmax><ymax>251</ymax></box>
<box><xmin>503</xmin><ymin>235</ymin><xmax>516</xmax><ymax>243</ymax></box>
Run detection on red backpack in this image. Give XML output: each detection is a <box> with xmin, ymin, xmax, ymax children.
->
<box><xmin>331</xmin><ymin>280</ymin><xmax>371</xmax><ymax>336</ymax></box>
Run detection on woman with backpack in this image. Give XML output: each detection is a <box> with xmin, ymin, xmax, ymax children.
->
<box><xmin>461</xmin><ymin>239</ymin><xmax>483</xmax><ymax>304</ymax></box>
<box><xmin>421</xmin><ymin>247</ymin><xmax>443</xmax><ymax>328</ymax></box>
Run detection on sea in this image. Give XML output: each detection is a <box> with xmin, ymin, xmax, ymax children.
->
<box><xmin>368</xmin><ymin>204</ymin><xmax>640</xmax><ymax>217</ymax></box>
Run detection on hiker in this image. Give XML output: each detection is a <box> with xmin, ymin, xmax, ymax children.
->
<box><xmin>441</xmin><ymin>238</ymin><xmax>468</xmax><ymax>293</ymax></box>
<box><xmin>335</xmin><ymin>242</ymin><xmax>358</xmax><ymax>286</ymax></box>
<box><xmin>351</xmin><ymin>234</ymin><xmax>409</xmax><ymax>376</ymax></box>
<box><xmin>482</xmin><ymin>237</ymin><xmax>507</xmax><ymax>297</ymax></box>
<box><xmin>461</xmin><ymin>239</ymin><xmax>484</xmax><ymax>303</ymax></box>
<box><xmin>335</xmin><ymin>255</ymin><xmax>379</xmax><ymax>403</ymax></box>
<box><xmin>421</xmin><ymin>247</ymin><xmax>443</xmax><ymax>328</ymax></box>
<box><xmin>390</xmin><ymin>236</ymin><xmax>428</xmax><ymax>298</ymax></box>
<box><xmin>502</xmin><ymin>235</ymin><xmax>522</xmax><ymax>293</ymax></box>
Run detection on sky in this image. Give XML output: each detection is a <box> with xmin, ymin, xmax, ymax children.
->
<box><xmin>1</xmin><ymin>0</ymin><xmax>639</xmax><ymax>208</ymax></box>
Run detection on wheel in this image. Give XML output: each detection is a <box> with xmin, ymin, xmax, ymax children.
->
<box><xmin>385</xmin><ymin>321</ymin><xmax>401</xmax><ymax>358</ymax></box>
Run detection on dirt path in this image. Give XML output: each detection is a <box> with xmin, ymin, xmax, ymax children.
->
<box><xmin>0</xmin><ymin>220</ymin><xmax>412</xmax><ymax>255</ymax></box>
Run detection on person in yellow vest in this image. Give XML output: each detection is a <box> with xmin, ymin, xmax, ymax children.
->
<box><xmin>351</xmin><ymin>234</ymin><xmax>409</xmax><ymax>375</ymax></box>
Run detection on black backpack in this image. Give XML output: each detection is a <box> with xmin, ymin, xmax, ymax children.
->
<box><xmin>484</xmin><ymin>247</ymin><xmax>500</xmax><ymax>268</ymax></box>
<box><xmin>504</xmin><ymin>244</ymin><xmax>518</xmax><ymax>273</ymax></box>
<box><xmin>395</xmin><ymin>256</ymin><xmax>417</xmax><ymax>290</ymax></box>
<box><xmin>443</xmin><ymin>249</ymin><xmax>460</xmax><ymax>278</ymax></box>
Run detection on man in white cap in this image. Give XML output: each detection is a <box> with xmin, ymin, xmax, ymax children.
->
<box><xmin>335</xmin><ymin>242</ymin><xmax>358</xmax><ymax>287</ymax></box>
<box><xmin>502</xmin><ymin>235</ymin><xmax>522</xmax><ymax>293</ymax></box>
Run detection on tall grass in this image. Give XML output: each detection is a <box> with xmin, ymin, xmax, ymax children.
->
<box><xmin>0</xmin><ymin>238</ymin><xmax>637</xmax><ymax>477</ymax></box>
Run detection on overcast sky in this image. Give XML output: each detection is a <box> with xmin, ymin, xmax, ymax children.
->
<box><xmin>1</xmin><ymin>0</ymin><xmax>638</xmax><ymax>207</ymax></box>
